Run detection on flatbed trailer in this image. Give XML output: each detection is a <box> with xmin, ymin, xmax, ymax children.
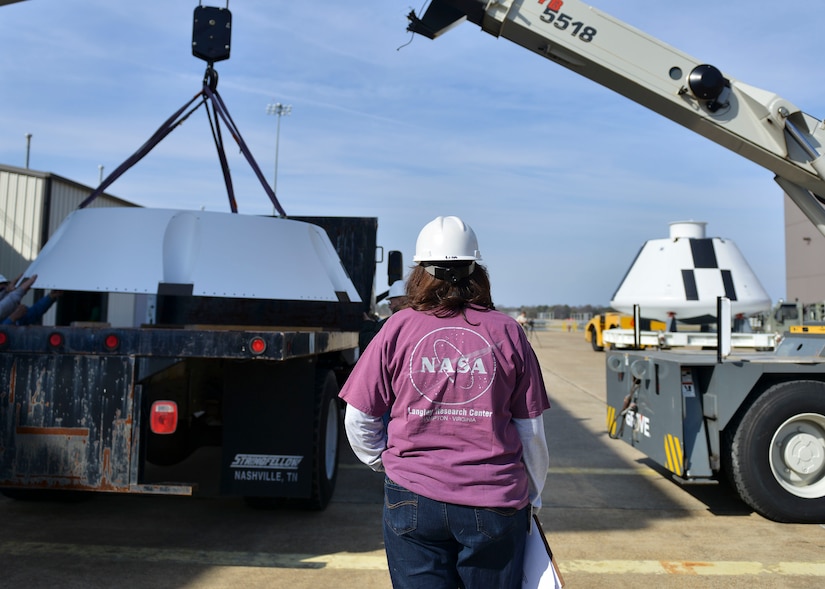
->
<box><xmin>0</xmin><ymin>324</ymin><xmax>352</xmax><ymax>500</ymax></box>
<box><xmin>0</xmin><ymin>211</ymin><xmax>395</xmax><ymax>510</ymax></box>
<box><xmin>602</xmin><ymin>328</ymin><xmax>778</xmax><ymax>350</ymax></box>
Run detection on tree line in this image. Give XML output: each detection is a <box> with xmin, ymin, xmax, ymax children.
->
<box><xmin>498</xmin><ymin>304</ymin><xmax>612</xmax><ymax>320</ymax></box>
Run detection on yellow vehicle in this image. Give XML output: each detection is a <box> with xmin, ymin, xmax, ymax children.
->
<box><xmin>584</xmin><ymin>313</ymin><xmax>665</xmax><ymax>352</ymax></box>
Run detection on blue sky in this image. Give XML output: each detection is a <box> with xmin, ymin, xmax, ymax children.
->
<box><xmin>2</xmin><ymin>1</ymin><xmax>824</xmax><ymax>307</ymax></box>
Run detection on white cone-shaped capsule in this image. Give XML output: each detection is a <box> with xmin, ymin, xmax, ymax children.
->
<box><xmin>610</xmin><ymin>221</ymin><xmax>771</xmax><ymax>324</ymax></box>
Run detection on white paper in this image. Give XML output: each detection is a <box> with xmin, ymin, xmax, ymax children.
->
<box><xmin>522</xmin><ymin>517</ymin><xmax>563</xmax><ymax>589</ymax></box>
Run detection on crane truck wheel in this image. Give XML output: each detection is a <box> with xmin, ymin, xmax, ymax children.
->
<box><xmin>589</xmin><ymin>327</ymin><xmax>604</xmax><ymax>352</ymax></box>
<box><xmin>303</xmin><ymin>368</ymin><xmax>341</xmax><ymax>510</ymax></box>
<box><xmin>728</xmin><ymin>380</ymin><xmax>825</xmax><ymax>523</ymax></box>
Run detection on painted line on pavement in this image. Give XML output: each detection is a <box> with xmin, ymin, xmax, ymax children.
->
<box><xmin>0</xmin><ymin>541</ymin><xmax>387</xmax><ymax>570</ymax></box>
<box><xmin>546</xmin><ymin>466</ymin><xmax>659</xmax><ymax>476</ymax></box>
<box><xmin>562</xmin><ymin>559</ymin><xmax>825</xmax><ymax>576</ymax></box>
<box><xmin>2</xmin><ymin>541</ymin><xmax>824</xmax><ymax>577</ymax></box>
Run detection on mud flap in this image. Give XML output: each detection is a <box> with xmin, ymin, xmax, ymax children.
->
<box><xmin>220</xmin><ymin>359</ymin><xmax>316</xmax><ymax>498</ymax></box>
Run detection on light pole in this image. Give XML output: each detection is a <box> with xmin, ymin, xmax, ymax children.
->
<box><xmin>265</xmin><ymin>102</ymin><xmax>292</xmax><ymax>198</ymax></box>
<box><xmin>25</xmin><ymin>133</ymin><xmax>31</xmax><ymax>168</ymax></box>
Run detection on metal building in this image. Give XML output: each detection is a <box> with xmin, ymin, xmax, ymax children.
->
<box><xmin>0</xmin><ymin>163</ymin><xmax>138</xmax><ymax>318</ymax></box>
<box><xmin>784</xmin><ymin>194</ymin><xmax>825</xmax><ymax>303</ymax></box>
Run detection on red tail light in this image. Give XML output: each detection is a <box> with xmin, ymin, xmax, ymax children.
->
<box><xmin>48</xmin><ymin>332</ymin><xmax>64</xmax><ymax>348</ymax></box>
<box><xmin>150</xmin><ymin>401</ymin><xmax>178</xmax><ymax>434</ymax></box>
<box><xmin>103</xmin><ymin>333</ymin><xmax>120</xmax><ymax>351</ymax></box>
<box><xmin>0</xmin><ymin>331</ymin><xmax>7</xmax><ymax>348</ymax></box>
<box><xmin>249</xmin><ymin>336</ymin><xmax>266</xmax><ymax>355</ymax></box>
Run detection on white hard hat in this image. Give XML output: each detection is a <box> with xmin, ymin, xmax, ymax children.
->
<box><xmin>0</xmin><ymin>274</ymin><xmax>7</xmax><ymax>283</ymax></box>
<box><xmin>413</xmin><ymin>216</ymin><xmax>481</xmax><ymax>263</ymax></box>
<box><xmin>388</xmin><ymin>280</ymin><xmax>406</xmax><ymax>299</ymax></box>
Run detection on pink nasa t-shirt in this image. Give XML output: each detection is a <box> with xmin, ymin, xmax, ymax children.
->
<box><xmin>340</xmin><ymin>306</ymin><xmax>550</xmax><ymax>509</ymax></box>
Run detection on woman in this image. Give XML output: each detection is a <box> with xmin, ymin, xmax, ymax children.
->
<box><xmin>340</xmin><ymin>216</ymin><xmax>550</xmax><ymax>588</ymax></box>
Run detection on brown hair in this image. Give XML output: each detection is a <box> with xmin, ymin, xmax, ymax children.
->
<box><xmin>405</xmin><ymin>263</ymin><xmax>494</xmax><ymax>320</ymax></box>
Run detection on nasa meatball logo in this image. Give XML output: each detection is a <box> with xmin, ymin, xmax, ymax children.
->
<box><xmin>409</xmin><ymin>327</ymin><xmax>496</xmax><ymax>405</ymax></box>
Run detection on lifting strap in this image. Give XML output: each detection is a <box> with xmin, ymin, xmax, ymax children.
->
<box><xmin>79</xmin><ymin>67</ymin><xmax>287</xmax><ymax>216</ymax></box>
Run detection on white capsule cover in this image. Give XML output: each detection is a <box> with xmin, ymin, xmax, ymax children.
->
<box><xmin>23</xmin><ymin>208</ymin><xmax>361</xmax><ymax>302</ymax></box>
<box><xmin>610</xmin><ymin>221</ymin><xmax>771</xmax><ymax>322</ymax></box>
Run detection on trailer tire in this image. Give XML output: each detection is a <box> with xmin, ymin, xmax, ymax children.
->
<box><xmin>304</xmin><ymin>369</ymin><xmax>341</xmax><ymax>511</ymax></box>
<box><xmin>728</xmin><ymin>380</ymin><xmax>825</xmax><ymax>523</ymax></box>
<box><xmin>589</xmin><ymin>327</ymin><xmax>603</xmax><ymax>352</ymax></box>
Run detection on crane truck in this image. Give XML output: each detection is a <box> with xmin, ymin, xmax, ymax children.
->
<box><xmin>409</xmin><ymin>0</ymin><xmax>825</xmax><ymax>522</ymax></box>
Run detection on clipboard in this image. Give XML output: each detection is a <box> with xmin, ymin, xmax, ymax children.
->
<box><xmin>522</xmin><ymin>514</ymin><xmax>565</xmax><ymax>589</ymax></box>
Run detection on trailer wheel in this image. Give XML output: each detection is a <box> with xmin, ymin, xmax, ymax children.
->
<box><xmin>305</xmin><ymin>369</ymin><xmax>341</xmax><ymax>510</ymax></box>
<box><xmin>728</xmin><ymin>380</ymin><xmax>825</xmax><ymax>523</ymax></box>
<box><xmin>589</xmin><ymin>327</ymin><xmax>603</xmax><ymax>352</ymax></box>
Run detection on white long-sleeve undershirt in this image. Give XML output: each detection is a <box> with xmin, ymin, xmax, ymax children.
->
<box><xmin>514</xmin><ymin>415</ymin><xmax>549</xmax><ymax>510</ymax></box>
<box><xmin>343</xmin><ymin>404</ymin><xmax>386</xmax><ymax>472</ymax></box>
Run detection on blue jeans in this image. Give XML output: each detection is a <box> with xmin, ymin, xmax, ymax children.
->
<box><xmin>382</xmin><ymin>477</ymin><xmax>529</xmax><ymax>589</ymax></box>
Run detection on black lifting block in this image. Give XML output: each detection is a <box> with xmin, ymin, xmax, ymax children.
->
<box><xmin>192</xmin><ymin>5</ymin><xmax>231</xmax><ymax>63</ymax></box>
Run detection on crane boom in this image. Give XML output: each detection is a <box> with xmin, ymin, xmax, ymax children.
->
<box><xmin>408</xmin><ymin>0</ymin><xmax>825</xmax><ymax>236</ymax></box>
